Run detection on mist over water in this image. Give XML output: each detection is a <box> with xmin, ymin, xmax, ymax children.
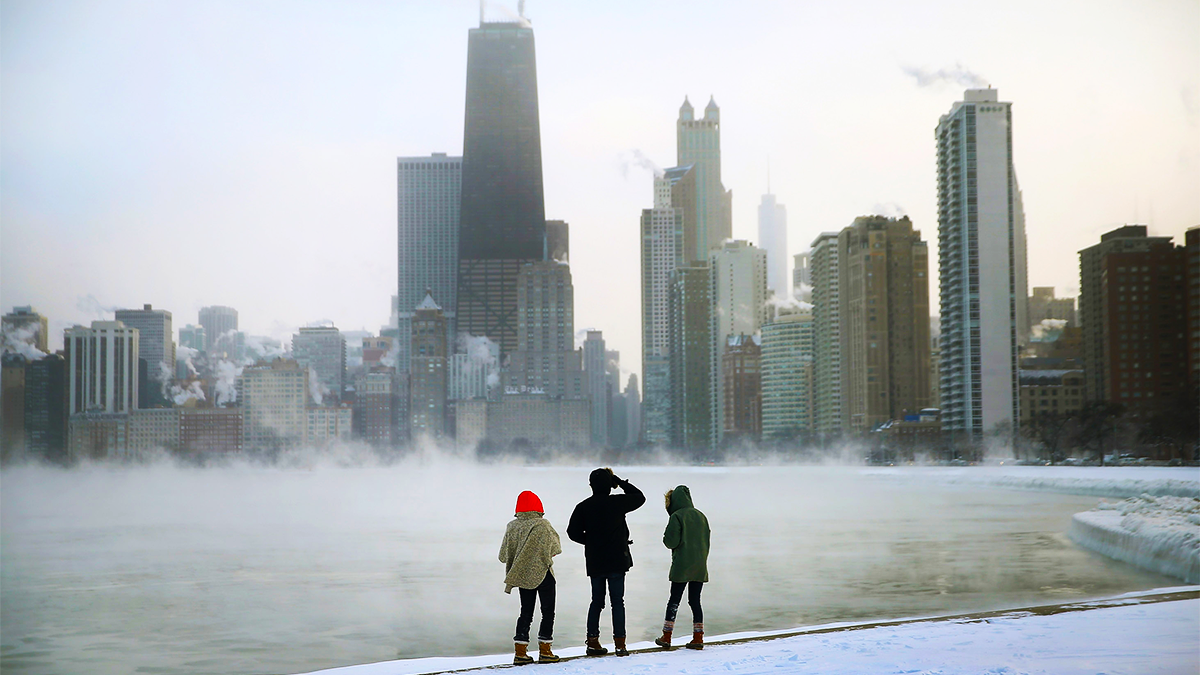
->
<box><xmin>1</xmin><ymin>457</ymin><xmax>1178</xmax><ymax>675</ymax></box>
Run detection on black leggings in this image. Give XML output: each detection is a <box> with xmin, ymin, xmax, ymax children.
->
<box><xmin>514</xmin><ymin>571</ymin><xmax>555</xmax><ymax>643</ymax></box>
<box><xmin>664</xmin><ymin>581</ymin><xmax>703</xmax><ymax>624</ymax></box>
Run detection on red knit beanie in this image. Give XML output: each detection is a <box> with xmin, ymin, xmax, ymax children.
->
<box><xmin>515</xmin><ymin>490</ymin><xmax>544</xmax><ymax>514</ymax></box>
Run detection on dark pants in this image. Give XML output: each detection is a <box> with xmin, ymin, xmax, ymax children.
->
<box><xmin>586</xmin><ymin>573</ymin><xmax>626</xmax><ymax>638</ymax></box>
<box><xmin>514</xmin><ymin>571</ymin><xmax>555</xmax><ymax>644</ymax></box>
<box><xmin>664</xmin><ymin>581</ymin><xmax>703</xmax><ymax>625</ymax></box>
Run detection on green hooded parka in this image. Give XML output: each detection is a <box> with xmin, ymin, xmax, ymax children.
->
<box><xmin>662</xmin><ymin>485</ymin><xmax>710</xmax><ymax>582</ymax></box>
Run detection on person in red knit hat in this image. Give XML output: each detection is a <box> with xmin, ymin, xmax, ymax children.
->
<box><xmin>499</xmin><ymin>490</ymin><xmax>562</xmax><ymax>665</ymax></box>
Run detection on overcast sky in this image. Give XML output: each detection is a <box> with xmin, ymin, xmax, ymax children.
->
<box><xmin>3</xmin><ymin>0</ymin><xmax>1197</xmax><ymax>377</ymax></box>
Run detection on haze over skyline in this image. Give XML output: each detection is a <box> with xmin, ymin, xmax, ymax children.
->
<box><xmin>3</xmin><ymin>0</ymin><xmax>1197</xmax><ymax>371</ymax></box>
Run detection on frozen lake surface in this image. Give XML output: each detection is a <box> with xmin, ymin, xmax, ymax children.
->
<box><xmin>1</xmin><ymin>460</ymin><xmax>1191</xmax><ymax>675</ymax></box>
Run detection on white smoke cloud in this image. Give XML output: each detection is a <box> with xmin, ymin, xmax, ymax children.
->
<box><xmin>242</xmin><ymin>335</ymin><xmax>284</xmax><ymax>365</ymax></box>
<box><xmin>619</xmin><ymin>149</ymin><xmax>664</xmax><ymax>179</ymax></box>
<box><xmin>901</xmin><ymin>63</ymin><xmax>988</xmax><ymax>89</ymax></box>
<box><xmin>379</xmin><ymin>336</ymin><xmax>402</xmax><ymax>369</ymax></box>
<box><xmin>75</xmin><ymin>294</ymin><xmax>117</xmax><ymax>319</ymax></box>
<box><xmin>765</xmin><ymin>295</ymin><xmax>813</xmax><ymax>314</ymax></box>
<box><xmin>2</xmin><ymin>324</ymin><xmax>48</xmax><ymax>361</ymax></box>
<box><xmin>457</xmin><ymin>333</ymin><xmax>500</xmax><ymax>389</ymax></box>
<box><xmin>793</xmin><ymin>282</ymin><xmax>813</xmax><ymax>304</ymax></box>
<box><xmin>170</xmin><ymin>380</ymin><xmax>206</xmax><ymax>406</ymax></box>
<box><xmin>871</xmin><ymin>202</ymin><xmax>908</xmax><ymax>218</ymax></box>
<box><xmin>308</xmin><ymin>366</ymin><xmax>330</xmax><ymax>406</ymax></box>
<box><xmin>177</xmin><ymin>346</ymin><xmax>201</xmax><ymax>378</ymax></box>
<box><xmin>1030</xmin><ymin>318</ymin><xmax>1069</xmax><ymax>341</ymax></box>
<box><xmin>213</xmin><ymin>360</ymin><xmax>243</xmax><ymax>407</ymax></box>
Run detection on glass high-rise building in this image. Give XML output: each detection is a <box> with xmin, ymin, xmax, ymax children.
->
<box><xmin>936</xmin><ymin>88</ymin><xmax>1029</xmax><ymax>437</ymax></box>
<box><xmin>810</xmin><ymin>232</ymin><xmax>842</xmax><ymax>437</ymax></box>
<box><xmin>640</xmin><ymin>171</ymin><xmax>686</xmax><ymax>446</ymax></box>
<box><xmin>114</xmin><ymin>304</ymin><xmax>174</xmax><ymax>381</ymax></box>
<box><xmin>398</xmin><ymin>153</ymin><xmax>461</xmax><ymax>372</ymax></box>
<box><xmin>457</xmin><ymin>21</ymin><xmax>547</xmax><ymax>356</ymax></box>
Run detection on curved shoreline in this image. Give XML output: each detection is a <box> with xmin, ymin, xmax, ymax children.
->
<box><xmin>1069</xmin><ymin>508</ymin><xmax>1200</xmax><ymax>583</ymax></box>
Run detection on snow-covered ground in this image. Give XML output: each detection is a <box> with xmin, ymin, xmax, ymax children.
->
<box><xmin>300</xmin><ymin>589</ymin><xmax>1199</xmax><ymax>675</ymax></box>
<box><xmin>1070</xmin><ymin>494</ymin><xmax>1200</xmax><ymax>583</ymax></box>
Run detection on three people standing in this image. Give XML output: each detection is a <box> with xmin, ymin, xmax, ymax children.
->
<box><xmin>500</xmin><ymin>469</ymin><xmax>710</xmax><ymax>664</ymax></box>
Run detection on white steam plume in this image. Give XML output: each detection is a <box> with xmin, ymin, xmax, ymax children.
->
<box><xmin>2</xmin><ymin>324</ymin><xmax>47</xmax><ymax>361</ymax></box>
<box><xmin>457</xmin><ymin>333</ymin><xmax>500</xmax><ymax>389</ymax></box>
<box><xmin>214</xmin><ymin>360</ymin><xmax>243</xmax><ymax>407</ymax></box>
<box><xmin>1030</xmin><ymin>318</ymin><xmax>1068</xmax><ymax>341</ymax></box>
<box><xmin>765</xmin><ymin>295</ymin><xmax>813</xmax><ymax>313</ymax></box>
<box><xmin>901</xmin><ymin>63</ymin><xmax>988</xmax><ymax>89</ymax></box>
<box><xmin>242</xmin><ymin>335</ymin><xmax>284</xmax><ymax>365</ymax></box>
<box><xmin>75</xmin><ymin>294</ymin><xmax>117</xmax><ymax>319</ymax></box>
<box><xmin>171</xmin><ymin>380</ymin><xmax>206</xmax><ymax>406</ymax></box>
<box><xmin>308</xmin><ymin>367</ymin><xmax>330</xmax><ymax>406</ymax></box>
<box><xmin>619</xmin><ymin>149</ymin><xmax>664</xmax><ymax>179</ymax></box>
<box><xmin>871</xmin><ymin>202</ymin><xmax>908</xmax><ymax>218</ymax></box>
<box><xmin>177</xmin><ymin>346</ymin><xmax>201</xmax><ymax>378</ymax></box>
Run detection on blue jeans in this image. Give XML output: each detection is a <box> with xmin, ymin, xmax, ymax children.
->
<box><xmin>586</xmin><ymin>573</ymin><xmax>626</xmax><ymax>638</ymax></box>
<box><xmin>665</xmin><ymin>580</ymin><xmax>703</xmax><ymax>624</ymax></box>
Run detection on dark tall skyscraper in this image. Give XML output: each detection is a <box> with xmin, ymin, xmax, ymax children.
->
<box><xmin>456</xmin><ymin>20</ymin><xmax>547</xmax><ymax>356</ymax></box>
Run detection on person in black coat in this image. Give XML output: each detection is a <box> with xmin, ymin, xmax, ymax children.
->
<box><xmin>566</xmin><ymin>467</ymin><xmax>645</xmax><ymax>656</ymax></box>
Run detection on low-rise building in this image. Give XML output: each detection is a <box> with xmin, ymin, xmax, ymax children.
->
<box><xmin>1019</xmin><ymin>370</ymin><xmax>1086</xmax><ymax>423</ymax></box>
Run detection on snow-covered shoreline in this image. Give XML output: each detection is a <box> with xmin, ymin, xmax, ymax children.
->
<box><xmin>1069</xmin><ymin>495</ymin><xmax>1200</xmax><ymax>583</ymax></box>
<box><xmin>868</xmin><ymin>466</ymin><xmax>1200</xmax><ymax>583</ymax></box>
<box><xmin>297</xmin><ymin>588</ymin><xmax>1200</xmax><ymax>675</ymax></box>
<box><xmin>864</xmin><ymin>465</ymin><xmax>1200</xmax><ymax>498</ymax></box>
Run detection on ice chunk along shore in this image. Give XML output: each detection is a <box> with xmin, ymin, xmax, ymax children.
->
<box><xmin>1069</xmin><ymin>495</ymin><xmax>1200</xmax><ymax>583</ymax></box>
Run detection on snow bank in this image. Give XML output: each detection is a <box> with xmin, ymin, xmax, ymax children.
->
<box><xmin>1069</xmin><ymin>495</ymin><xmax>1200</xmax><ymax>583</ymax></box>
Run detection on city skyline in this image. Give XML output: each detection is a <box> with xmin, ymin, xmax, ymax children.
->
<box><xmin>2</xmin><ymin>1</ymin><xmax>1197</xmax><ymax>377</ymax></box>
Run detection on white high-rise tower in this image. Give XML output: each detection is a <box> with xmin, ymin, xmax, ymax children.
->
<box><xmin>936</xmin><ymin>88</ymin><xmax>1029</xmax><ymax>438</ymax></box>
<box><xmin>758</xmin><ymin>193</ymin><xmax>788</xmax><ymax>299</ymax></box>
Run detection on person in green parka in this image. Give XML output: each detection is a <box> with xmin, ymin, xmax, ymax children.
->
<box><xmin>654</xmin><ymin>485</ymin><xmax>711</xmax><ymax>650</ymax></box>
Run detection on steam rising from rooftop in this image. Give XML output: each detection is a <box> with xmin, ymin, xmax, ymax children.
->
<box><xmin>902</xmin><ymin>63</ymin><xmax>988</xmax><ymax>89</ymax></box>
<box><xmin>2</xmin><ymin>324</ymin><xmax>48</xmax><ymax>361</ymax></box>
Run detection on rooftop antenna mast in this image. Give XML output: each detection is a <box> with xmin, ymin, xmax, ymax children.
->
<box><xmin>518</xmin><ymin>0</ymin><xmax>526</xmax><ymax>18</ymax></box>
<box><xmin>479</xmin><ymin>0</ymin><xmax>484</xmax><ymax>24</ymax></box>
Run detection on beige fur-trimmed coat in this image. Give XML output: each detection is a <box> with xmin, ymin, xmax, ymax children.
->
<box><xmin>499</xmin><ymin>512</ymin><xmax>562</xmax><ymax>593</ymax></box>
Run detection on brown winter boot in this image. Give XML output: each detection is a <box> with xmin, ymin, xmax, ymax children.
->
<box><xmin>614</xmin><ymin>637</ymin><xmax>629</xmax><ymax>656</ymax></box>
<box><xmin>654</xmin><ymin>620</ymin><xmax>674</xmax><ymax>648</ymax></box>
<box><xmin>685</xmin><ymin>623</ymin><xmax>704</xmax><ymax>650</ymax></box>
<box><xmin>585</xmin><ymin>636</ymin><xmax>608</xmax><ymax>656</ymax></box>
<box><xmin>514</xmin><ymin>643</ymin><xmax>534</xmax><ymax>665</ymax></box>
<box><xmin>537</xmin><ymin>642</ymin><xmax>559</xmax><ymax>663</ymax></box>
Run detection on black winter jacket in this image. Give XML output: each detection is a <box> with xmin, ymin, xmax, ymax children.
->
<box><xmin>566</xmin><ymin>479</ymin><xmax>646</xmax><ymax>576</ymax></box>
